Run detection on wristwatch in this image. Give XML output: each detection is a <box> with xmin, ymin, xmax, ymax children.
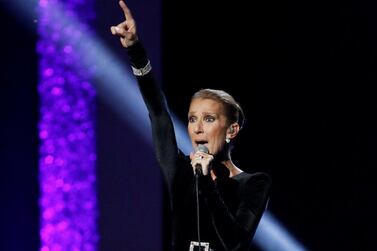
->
<box><xmin>131</xmin><ymin>60</ymin><xmax>152</xmax><ymax>76</ymax></box>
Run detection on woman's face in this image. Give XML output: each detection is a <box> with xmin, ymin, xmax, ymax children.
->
<box><xmin>188</xmin><ymin>98</ymin><xmax>229</xmax><ymax>155</ymax></box>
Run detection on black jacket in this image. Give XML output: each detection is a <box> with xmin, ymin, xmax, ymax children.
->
<box><xmin>127</xmin><ymin>42</ymin><xmax>271</xmax><ymax>251</ymax></box>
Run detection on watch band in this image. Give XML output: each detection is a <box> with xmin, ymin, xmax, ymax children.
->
<box><xmin>131</xmin><ymin>60</ymin><xmax>152</xmax><ymax>76</ymax></box>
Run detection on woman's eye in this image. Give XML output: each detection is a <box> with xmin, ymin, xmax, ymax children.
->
<box><xmin>188</xmin><ymin>116</ymin><xmax>196</xmax><ymax>123</ymax></box>
<box><xmin>205</xmin><ymin>116</ymin><xmax>215</xmax><ymax>122</ymax></box>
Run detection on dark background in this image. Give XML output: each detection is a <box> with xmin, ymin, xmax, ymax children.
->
<box><xmin>0</xmin><ymin>3</ymin><xmax>40</xmax><ymax>251</ymax></box>
<box><xmin>161</xmin><ymin>0</ymin><xmax>377</xmax><ymax>250</ymax></box>
<box><xmin>1</xmin><ymin>0</ymin><xmax>376</xmax><ymax>250</ymax></box>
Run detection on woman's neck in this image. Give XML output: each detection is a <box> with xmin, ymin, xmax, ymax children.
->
<box><xmin>210</xmin><ymin>158</ymin><xmax>243</xmax><ymax>180</ymax></box>
<box><xmin>222</xmin><ymin>159</ymin><xmax>243</xmax><ymax>177</ymax></box>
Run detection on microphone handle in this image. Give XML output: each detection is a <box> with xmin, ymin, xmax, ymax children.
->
<box><xmin>195</xmin><ymin>163</ymin><xmax>202</xmax><ymax>176</ymax></box>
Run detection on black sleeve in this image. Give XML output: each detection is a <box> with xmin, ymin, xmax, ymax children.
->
<box><xmin>126</xmin><ymin>42</ymin><xmax>185</xmax><ymax>201</ymax></box>
<box><xmin>201</xmin><ymin>173</ymin><xmax>272</xmax><ymax>250</ymax></box>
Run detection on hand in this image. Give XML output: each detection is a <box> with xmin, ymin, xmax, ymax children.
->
<box><xmin>110</xmin><ymin>0</ymin><xmax>138</xmax><ymax>48</ymax></box>
<box><xmin>190</xmin><ymin>151</ymin><xmax>214</xmax><ymax>176</ymax></box>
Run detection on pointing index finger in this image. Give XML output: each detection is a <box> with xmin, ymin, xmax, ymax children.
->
<box><xmin>119</xmin><ymin>0</ymin><xmax>133</xmax><ymax>20</ymax></box>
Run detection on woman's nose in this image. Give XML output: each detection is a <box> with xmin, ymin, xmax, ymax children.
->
<box><xmin>194</xmin><ymin>121</ymin><xmax>203</xmax><ymax>133</ymax></box>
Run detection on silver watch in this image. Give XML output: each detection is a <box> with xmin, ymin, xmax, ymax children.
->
<box><xmin>131</xmin><ymin>60</ymin><xmax>152</xmax><ymax>76</ymax></box>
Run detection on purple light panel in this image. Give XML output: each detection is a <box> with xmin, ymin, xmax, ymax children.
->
<box><xmin>37</xmin><ymin>0</ymin><xmax>97</xmax><ymax>250</ymax></box>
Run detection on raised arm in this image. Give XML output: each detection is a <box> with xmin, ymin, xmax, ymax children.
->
<box><xmin>110</xmin><ymin>1</ymin><xmax>183</xmax><ymax>196</ymax></box>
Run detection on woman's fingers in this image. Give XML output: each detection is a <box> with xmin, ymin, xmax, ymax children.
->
<box><xmin>190</xmin><ymin>152</ymin><xmax>213</xmax><ymax>175</ymax></box>
<box><xmin>118</xmin><ymin>1</ymin><xmax>136</xmax><ymax>34</ymax></box>
<box><xmin>110</xmin><ymin>26</ymin><xmax>122</xmax><ymax>36</ymax></box>
<box><xmin>110</xmin><ymin>25</ymin><xmax>125</xmax><ymax>37</ymax></box>
<box><xmin>119</xmin><ymin>0</ymin><xmax>133</xmax><ymax>21</ymax></box>
<box><xmin>110</xmin><ymin>1</ymin><xmax>138</xmax><ymax>47</ymax></box>
<box><xmin>111</xmin><ymin>22</ymin><xmax>136</xmax><ymax>37</ymax></box>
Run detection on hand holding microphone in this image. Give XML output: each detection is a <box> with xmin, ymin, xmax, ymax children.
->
<box><xmin>190</xmin><ymin>144</ymin><xmax>213</xmax><ymax>176</ymax></box>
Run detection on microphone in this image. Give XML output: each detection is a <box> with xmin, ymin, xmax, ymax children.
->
<box><xmin>195</xmin><ymin>144</ymin><xmax>209</xmax><ymax>176</ymax></box>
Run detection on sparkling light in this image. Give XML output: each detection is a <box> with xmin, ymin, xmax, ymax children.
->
<box><xmin>37</xmin><ymin>0</ymin><xmax>97</xmax><ymax>250</ymax></box>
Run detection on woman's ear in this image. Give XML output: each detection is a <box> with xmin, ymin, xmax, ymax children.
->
<box><xmin>227</xmin><ymin>123</ymin><xmax>240</xmax><ymax>139</ymax></box>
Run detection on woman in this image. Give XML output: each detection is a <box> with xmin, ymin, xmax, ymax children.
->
<box><xmin>111</xmin><ymin>1</ymin><xmax>271</xmax><ymax>250</ymax></box>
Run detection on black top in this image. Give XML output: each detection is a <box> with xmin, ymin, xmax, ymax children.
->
<box><xmin>127</xmin><ymin>42</ymin><xmax>272</xmax><ymax>251</ymax></box>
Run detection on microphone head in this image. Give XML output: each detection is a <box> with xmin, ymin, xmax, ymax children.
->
<box><xmin>197</xmin><ymin>144</ymin><xmax>209</xmax><ymax>154</ymax></box>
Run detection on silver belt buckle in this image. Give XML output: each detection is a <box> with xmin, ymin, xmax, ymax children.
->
<box><xmin>189</xmin><ymin>241</ymin><xmax>210</xmax><ymax>251</ymax></box>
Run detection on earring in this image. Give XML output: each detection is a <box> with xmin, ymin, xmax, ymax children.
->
<box><xmin>225</xmin><ymin>138</ymin><xmax>230</xmax><ymax>143</ymax></box>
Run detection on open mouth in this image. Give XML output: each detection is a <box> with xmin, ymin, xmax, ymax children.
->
<box><xmin>195</xmin><ymin>140</ymin><xmax>208</xmax><ymax>147</ymax></box>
